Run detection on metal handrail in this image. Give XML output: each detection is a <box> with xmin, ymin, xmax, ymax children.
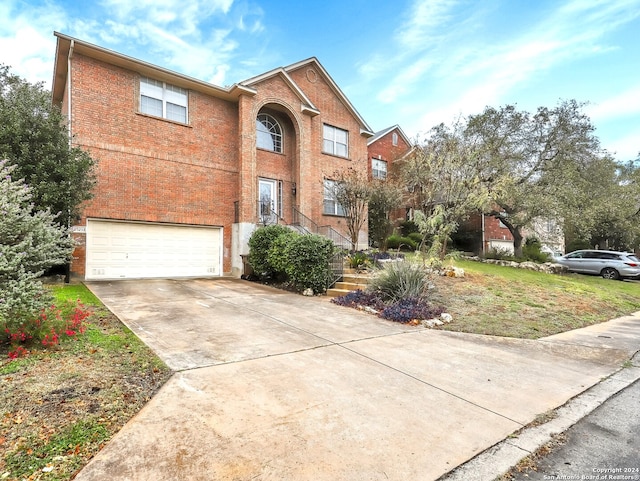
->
<box><xmin>257</xmin><ymin>200</ymin><xmax>279</xmax><ymax>226</ymax></box>
<box><xmin>327</xmin><ymin>249</ymin><xmax>345</xmax><ymax>289</ymax></box>
<box><xmin>318</xmin><ymin>225</ymin><xmax>351</xmax><ymax>250</ymax></box>
<box><xmin>292</xmin><ymin>207</ymin><xmax>319</xmax><ymax>233</ymax></box>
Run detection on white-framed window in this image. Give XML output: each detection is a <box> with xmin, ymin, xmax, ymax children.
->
<box><xmin>256</xmin><ymin>113</ymin><xmax>283</xmax><ymax>153</ymax></box>
<box><xmin>372</xmin><ymin>158</ymin><xmax>387</xmax><ymax>180</ymax></box>
<box><xmin>392</xmin><ymin>132</ymin><xmax>398</xmax><ymax>146</ymax></box>
<box><xmin>323</xmin><ymin>179</ymin><xmax>345</xmax><ymax>216</ymax></box>
<box><xmin>323</xmin><ymin>124</ymin><xmax>348</xmax><ymax>157</ymax></box>
<box><xmin>140</xmin><ymin>77</ymin><xmax>188</xmax><ymax>123</ymax></box>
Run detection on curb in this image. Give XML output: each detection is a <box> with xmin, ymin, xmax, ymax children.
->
<box><xmin>438</xmin><ymin>352</ymin><xmax>640</xmax><ymax>481</ymax></box>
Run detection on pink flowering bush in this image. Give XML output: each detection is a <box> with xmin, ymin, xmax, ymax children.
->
<box><xmin>3</xmin><ymin>300</ymin><xmax>91</xmax><ymax>358</ymax></box>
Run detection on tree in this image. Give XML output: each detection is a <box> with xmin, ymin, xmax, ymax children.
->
<box><xmin>0</xmin><ymin>65</ymin><xmax>95</xmax><ymax>226</ymax></box>
<box><xmin>329</xmin><ymin>167</ymin><xmax>371</xmax><ymax>250</ymax></box>
<box><xmin>368</xmin><ymin>178</ymin><xmax>404</xmax><ymax>250</ymax></box>
<box><xmin>465</xmin><ymin>100</ymin><xmax>602</xmax><ymax>257</ymax></box>
<box><xmin>564</xmin><ymin>157</ymin><xmax>640</xmax><ymax>251</ymax></box>
<box><xmin>400</xmin><ymin>123</ymin><xmax>491</xmax><ymax>258</ymax></box>
<box><xmin>0</xmin><ymin>161</ymin><xmax>74</xmax><ymax>329</ymax></box>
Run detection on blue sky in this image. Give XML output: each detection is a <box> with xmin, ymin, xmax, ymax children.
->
<box><xmin>1</xmin><ymin>0</ymin><xmax>639</xmax><ymax>162</ymax></box>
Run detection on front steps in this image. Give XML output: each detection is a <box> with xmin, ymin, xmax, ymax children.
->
<box><xmin>325</xmin><ymin>269</ymin><xmax>371</xmax><ymax>298</ymax></box>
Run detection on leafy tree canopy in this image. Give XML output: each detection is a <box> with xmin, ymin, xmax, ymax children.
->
<box><xmin>0</xmin><ymin>64</ymin><xmax>95</xmax><ymax>225</ymax></box>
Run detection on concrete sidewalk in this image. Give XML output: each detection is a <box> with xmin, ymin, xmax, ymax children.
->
<box><xmin>78</xmin><ymin>278</ymin><xmax>640</xmax><ymax>481</ymax></box>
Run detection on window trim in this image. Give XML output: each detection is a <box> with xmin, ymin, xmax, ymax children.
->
<box><xmin>322</xmin><ymin>124</ymin><xmax>349</xmax><ymax>158</ymax></box>
<box><xmin>372</xmin><ymin>158</ymin><xmax>388</xmax><ymax>180</ymax></box>
<box><xmin>139</xmin><ymin>77</ymin><xmax>188</xmax><ymax>124</ymax></box>
<box><xmin>323</xmin><ymin>179</ymin><xmax>345</xmax><ymax>216</ymax></box>
<box><xmin>256</xmin><ymin>113</ymin><xmax>283</xmax><ymax>153</ymax></box>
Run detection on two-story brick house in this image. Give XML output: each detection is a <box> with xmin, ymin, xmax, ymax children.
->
<box><xmin>52</xmin><ymin>32</ymin><xmax>374</xmax><ymax>280</ymax></box>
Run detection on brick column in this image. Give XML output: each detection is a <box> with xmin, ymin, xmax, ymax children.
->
<box><xmin>238</xmin><ymin>94</ymin><xmax>257</xmax><ymax>222</ymax></box>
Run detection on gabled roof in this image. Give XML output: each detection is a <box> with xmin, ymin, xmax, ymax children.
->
<box><xmin>367</xmin><ymin>124</ymin><xmax>412</xmax><ymax>146</ymax></box>
<box><xmin>52</xmin><ymin>32</ymin><xmax>256</xmax><ymax>106</ymax></box>
<box><xmin>240</xmin><ymin>64</ymin><xmax>320</xmax><ymax>117</ymax></box>
<box><xmin>241</xmin><ymin>57</ymin><xmax>374</xmax><ymax>137</ymax></box>
<box><xmin>51</xmin><ymin>33</ymin><xmax>374</xmax><ymax>138</ymax></box>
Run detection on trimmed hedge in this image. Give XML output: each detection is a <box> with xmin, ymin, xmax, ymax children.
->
<box><xmin>248</xmin><ymin>226</ymin><xmax>335</xmax><ymax>294</ymax></box>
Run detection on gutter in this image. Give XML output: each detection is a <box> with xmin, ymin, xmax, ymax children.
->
<box><xmin>67</xmin><ymin>39</ymin><xmax>74</xmax><ymax>143</ymax></box>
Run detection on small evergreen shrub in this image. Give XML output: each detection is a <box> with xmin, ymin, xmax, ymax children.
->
<box><xmin>484</xmin><ymin>247</ymin><xmax>517</xmax><ymax>261</ymax></box>
<box><xmin>399</xmin><ymin>220</ymin><xmax>420</xmax><ymax>237</ymax></box>
<box><xmin>407</xmin><ymin>232</ymin><xmax>423</xmax><ymax>245</ymax></box>
<box><xmin>522</xmin><ymin>237</ymin><xmax>550</xmax><ymax>263</ymax></box>
<box><xmin>267</xmin><ymin>229</ymin><xmax>300</xmax><ymax>278</ymax></box>
<box><xmin>283</xmin><ymin>234</ymin><xmax>334</xmax><ymax>294</ymax></box>
<box><xmin>368</xmin><ymin>261</ymin><xmax>430</xmax><ymax>303</ymax></box>
<box><xmin>385</xmin><ymin>235</ymin><xmax>418</xmax><ymax>251</ymax></box>
<box><xmin>1</xmin><ymin>161</ymin><xmax>75</xmax><ymax>354</ymax></box>
<box><xmin>346</xmin><ymin>251</ymin><xmax>370</xmax><ymax>270</ymax></box>
<box><xmin>248</xmin><ymin>225</ymin><xmax>292</xmax><ymax>277</ymax></box>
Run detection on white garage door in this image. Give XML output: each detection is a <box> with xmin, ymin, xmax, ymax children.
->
<box><xmin>86</xmin><ymin>220</ymin><xmax>222</xmax><ymax>280</ymax></box>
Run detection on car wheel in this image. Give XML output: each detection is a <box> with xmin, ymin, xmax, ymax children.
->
<box><xmin>601</xmin><ymin>267</ymin><xmax>620</xmax><ymax>280</ymax></box>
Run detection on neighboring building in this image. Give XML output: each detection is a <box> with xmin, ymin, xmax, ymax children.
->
<box><xmin>367</xmin><ymin>125</ymin><xmax>412</xmax><ymax>182</ymax></box>
<box><xmin>525</xmin><ymin>217</ymin><xmax>565</xmax><ymax>255</ymax></box>
<box><xmin>52</xmin><ymin>33</ymin><xmax>374</xmax><ymax>280</ymax></box>
<box><xmin>458</xmin><ymin>213</ymin><xmax>516</xmax><ymax>255</ymax></box>
<box><xmin>366</xmin><ymin>125</ymin><xmax>414</xmax><ymax>233</ymax></box>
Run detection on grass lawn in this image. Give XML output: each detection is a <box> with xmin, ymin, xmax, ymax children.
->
<box><xmin>431</xmin><ymin>259</ymin><xmax>640</xmax><ymax>339</ymax></box>
<box><xmin>0</xmin><ymin>283</ymin><xmax>172</xmax><ymax>481</ymax></box>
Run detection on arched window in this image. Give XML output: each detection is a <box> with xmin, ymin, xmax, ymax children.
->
<box><xmin>256</xmin><ymin>113</ymin><xmax>283</xmax><ymax>153</ymax></box>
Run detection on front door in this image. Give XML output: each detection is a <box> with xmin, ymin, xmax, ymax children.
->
<box><xmin>258</xmin><ymin>178</ymin><xmax>277</xmax><ymax>224</ymax></box>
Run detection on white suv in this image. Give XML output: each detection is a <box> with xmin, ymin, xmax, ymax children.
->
<box><xmin>556</xmin><ymin>250</ymin><xmax>640</xmax><ymax>280</ymax></box>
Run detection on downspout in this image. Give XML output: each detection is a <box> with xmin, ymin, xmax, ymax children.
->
<box><xmin>481</xmin><ymin>212</ymin><xmax>485</xmax><ymax>256</ymax></box>
<box><xmin>64</xmin><ymin>40</ymin><xmax>74</xmax><ymax>283</ymax></box>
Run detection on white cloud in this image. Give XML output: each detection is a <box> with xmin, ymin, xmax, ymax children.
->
<box><xmin>605</xmin><ymin>129</ymin><xmax>640</xmax><ymax>161</ymax></box>
<box><xmin>587</xmin><ymin>86</ymin><xmax>640</xmax><ymax>121</ymax></box>
<box><xmin>0</xmin><ymin>1</ymin><xmax>67</xmax><ymax>87</ymax></box>
<box><xmin>373</xmin><ymin>0</ymin><xmax>640</xmax><ymax>136</ymax></box>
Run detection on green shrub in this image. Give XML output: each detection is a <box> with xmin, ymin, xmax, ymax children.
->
<box><xmin>283</xmin><ymin>234</ymin><xmax>335</xmax><ymax>294</ymax></box>
<box><xmin>1</xmin><ymin>161</ymin><xmax>75</xmax><ymax>350</ymax></box>
<box><xmin>368</xmin><ymin>261</ymin><xmax>430</xmax><ymax>303</ymax></box>
<box><xmin>399</xmin><ymin>220</ymin><xmax>420</xmax><ymax>237</ymax></box>
<box><xmin>386</xmin><ymin>235</ymin><xmax>418</xmax><ymax>251</ymax></box>
<box><xmin>347</xmin><ymin>251</ymin><xmax>370</xmax><ymax>270</ymax></box>
<box><xmin>248</xmin><ymin>225</ymin><xmax>292</xmax><ymax>277</ymax></box>
<box><xmin>566</xmin><ymin>238</ymin><xmax>590</xmax><ymax>253</ymax></box>
<box><xmin>484</xmin><ymin>247</ymin><xmax>517</xmax><ymax>261</ymax></box>
<box><xmin>267</xmin><ymin>229</ymin><xmax>300</xmax><ymax>278</ymax></box>
<box><xmin>407</xmin><ymin>232</ymin><xmax>423</xmax><ymax>245</ymax></box>
<box><xmin>522</xmin><ymin>237</ymin><xmax>550</xmax><ymax>263</ymax></box>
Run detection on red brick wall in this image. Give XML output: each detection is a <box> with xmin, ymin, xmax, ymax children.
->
<box><xmin>367</xmin><ymin>128</ymin><xmax>412</xmax><ymax>179</ymax></box>
<box><xmin>367</xmin><ymin>128</ymin><xmax>413</xmax><ymax>224</ymax></box>
<box><xmin>70</xmin><ymin>54</ymin><xmax>239</xmax><ymax>274</ymax></box>
<box><xmin>287</xmin><ymin>66</ymin><xmax>369</xmax><ymax>238</ymax></box>
<box><xmin>484</xmin><ymin>215</ymin><xmax>514</xmax><ymax>242</ymax></box>
<box><xmin>67</xmin><ymin>54</ymin><xmax>372</xmax><ymax>275</ymax></box>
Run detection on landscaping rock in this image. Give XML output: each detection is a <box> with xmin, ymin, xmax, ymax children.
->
<box><xmin>462</xmin><ymin>256</ymin><xmax>569</xmax><ymax>275</ymax></box>
<box><xmin>440</xmin><ymin>313</ymin><xmax>453</xmax><ymax>323</ymax></box>
<box><xmin>303</xmin><ymin>288</ymin><xmax>314</xmax><ymax>296</ymax></box>
<box><xmin>443</xmin><ymin>266</ymin><xmax>465</xmax><ymax>278</ymax></box>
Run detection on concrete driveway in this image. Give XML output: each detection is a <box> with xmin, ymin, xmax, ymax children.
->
<box><xmin>77</xmin><ymin>278</ymin><xmax>640</xmax><ymax>481</ymax></box>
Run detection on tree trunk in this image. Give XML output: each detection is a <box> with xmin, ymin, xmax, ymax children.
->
<box><xmin>512</xmin><ymin>227</ymin><xmax>524</xmax><ymax>258</ymax></box>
